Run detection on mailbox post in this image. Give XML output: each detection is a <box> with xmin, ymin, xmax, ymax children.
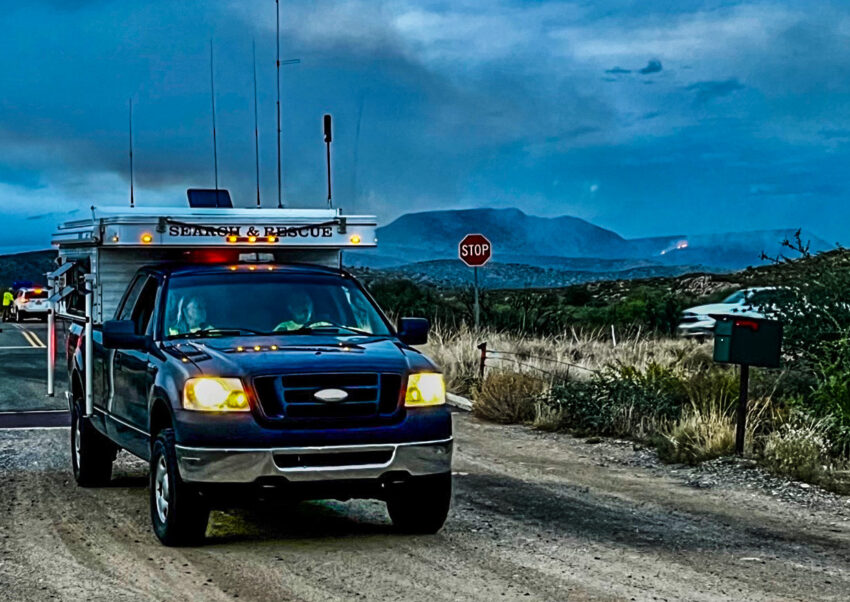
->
<box><xmin>713</xmin><ymin>316</ymin><xmax>782</xmax><ymax>455</ymax></box>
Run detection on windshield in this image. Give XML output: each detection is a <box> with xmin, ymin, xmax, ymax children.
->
<box><xmin>23</xmin><ymin>290</ymin><xmax>48</xmax><ymax>300</ymax></box>
<box><xmin>722</xmin><ymin>291</ymin><xmax>747</xmax><ymax>304</ymax></box>
<box><xmin>163</xmin><ymin>271</ymin><xmax>391</xmax><ymax>338</ymax></box>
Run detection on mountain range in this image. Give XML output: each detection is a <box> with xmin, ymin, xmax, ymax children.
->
<box><xmin>346</xmin><ymin>208</ymin><xmax>831</xmax><ymax>288</ymax></box>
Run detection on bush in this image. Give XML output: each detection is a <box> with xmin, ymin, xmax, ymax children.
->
<box><xmin>544</xmin><ymin>362</ymin><xmax>689</xmax><ymax>438</ymax></box>
<box><xmin>760</xmin><ymin>417</ymin><xmax>831</xmax><ymax>482</ymax></box>
<box><xmin>656</xmin><ymin>403</ymin><xmax>735</xmax><ymax>465</ymax></box>
<box><xmin>473</xmin><ymin>371</ymin><xmax>548</xmax><ymax>424</ymax></box>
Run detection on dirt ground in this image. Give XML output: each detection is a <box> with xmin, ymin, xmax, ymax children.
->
<box><xmin>1</xmin><ymin>412</ymin><xmax>849</xmax><ymax>601</ymax></box>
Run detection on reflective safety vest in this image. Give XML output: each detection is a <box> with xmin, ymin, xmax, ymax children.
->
<box><xmin>2</xmin><ymin>291</ymin><xmax>12</xmax><ymax>306</ymax></box>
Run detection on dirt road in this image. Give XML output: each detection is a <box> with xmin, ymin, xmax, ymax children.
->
<box><xmin>1</xmin><ymin>413</ymin><xmax>849</xmax><ymax>601</ymax></box>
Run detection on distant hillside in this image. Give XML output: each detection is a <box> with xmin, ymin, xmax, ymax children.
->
<box><xmin>353</xmin><ymin>259</ymin><xmax>714</xmax><ymax>290</ymax></box>
<box><xmin>0</xmin><ymin>250</ymin><xmax>55</xmax><ymax>289</ymax></box>
<box><xmin>349</xmin><ymin>207</ymin><xmax>830</xmax><ymax>275</ymax></box>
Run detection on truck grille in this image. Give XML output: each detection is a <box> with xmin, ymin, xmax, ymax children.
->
<box><xmin>253</xmin><ymin>373</ymin><xmax>402</xmax><ymax>424</ymax></box>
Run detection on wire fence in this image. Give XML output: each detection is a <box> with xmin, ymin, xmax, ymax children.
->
<box><xmin>478</xmin><ymin>343</ymin><xmax>600</xmax><ymax>380</ymax></box>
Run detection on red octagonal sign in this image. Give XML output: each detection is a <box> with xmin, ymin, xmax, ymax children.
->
<box><xmin>459</xmin><ymin>233</ymin><xmax>492</xmax><ymax>267</ymax></box>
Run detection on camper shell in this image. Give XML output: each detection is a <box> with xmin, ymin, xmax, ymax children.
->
<box><xmin>47</xmin><ymin>204</ymin><xmax>452</xmax><ymax>546</ymax></box>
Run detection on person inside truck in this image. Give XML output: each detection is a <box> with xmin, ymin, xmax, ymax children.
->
<box><xmin>273</xmin><ymin>289</ymin><xmax>316</xmax><ymax>332</ymax></box>
<box><xmin>168</xmin><ymin>294</ymin><xmax>213</xmax><ymax>335</ymax></box>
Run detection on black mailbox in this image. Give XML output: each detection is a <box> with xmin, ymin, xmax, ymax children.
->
<box><xmin>713</xmin><ymin>315</ymin><xmax>782</xmax><ymax>368</ymax></box>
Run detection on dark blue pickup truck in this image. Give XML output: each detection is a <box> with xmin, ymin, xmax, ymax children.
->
<box><xmin>66</xmin><ymin>262</ymin><xmax>452</xmax><ymax>545</ymax></box>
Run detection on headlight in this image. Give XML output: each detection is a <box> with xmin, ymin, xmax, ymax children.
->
<box><xmin>183</xmin><ymin>377</ymin><xmax>249</xmax><ymax>412</ymax></box>
<box><xmin>405</xmin><ymin>373</ymin><xmax>445</xmax><ymax>407</ymax></box>
<box><xmin>697</xmin><ymin>314</ymin><xmax>711</xmax><ymax>321</ymax></box>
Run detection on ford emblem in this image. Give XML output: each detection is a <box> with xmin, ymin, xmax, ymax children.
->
<box><xmin>313</xmin><ymin>388</ymin><xmax>348</xmax><ymax>403</ymax></box>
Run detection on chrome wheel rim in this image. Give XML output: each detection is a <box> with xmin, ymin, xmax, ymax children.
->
<box><xmin>73</xmin><ymin>414</ymin><xmax>81</xmax><ymax>470</ymax></box>
<box><xmin>154</xmin><ymin>455</ymin><xmax>170</xmax><ymax>524</ymax></box>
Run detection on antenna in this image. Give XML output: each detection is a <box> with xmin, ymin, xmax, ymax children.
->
<box><xmin>253</xmin><ymin>39</ymin><xmax>261</xmax><ymax>208</ymax></box>
<box><xmin>324</xmin><ymin>114</ymin><xmax>333</xmax><ymax>208</ymax></box>
<box><xmin>276</xmin><ymin>0</ymin><xmax>282</xmax><ymax>208</ymax></box>
<box><xmin>210</xmin><ymin>39</ymin><xmax>219</xmax><ymax>202</ymax></box>
<box><xmin>275</xmin><ymin>1</ymin><xmax>300</xmax><ymax>208</ymax></box>
<box><xmin>129</xmin><ymin>98</ymin><xmax>135</xmax><ymax>208</ymax></box>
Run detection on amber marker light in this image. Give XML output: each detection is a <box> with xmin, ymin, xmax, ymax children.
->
<box><xmin>349</xmin><ymin>234</ymin><xmax>362</xmax><ymax>244</ymax></box>
<box><xmin>248</xmin><ymin>235</ymin><xmax>257</xmax><ymax>243</ymax></box>
<box><xmin>253</xmin><ymin>345</ymin><xmax>262</xmax><ymax>351</ymax></box>
<box><xmin>270</xmin><ymin>345</ymin><xmax>278</xmax><ymax>351</ymax></box>
<box><xmin>236</xmin><ymin>346</ymin><xmax>244</xmax><ymax>352</ymax></box>
<box><xmin>141</xmin><ymin>233</ymin><xmax>153</xmax><ymax>244</ymax></box>
<box><xmin>227</xmin><ymin>235</ymin><xmax>238</xmax><ymax>243</ymax></box>
<box><xmin>267</xmin><ymin>235</ymin><xmax>277</xmax><ymax>242</ymax></box>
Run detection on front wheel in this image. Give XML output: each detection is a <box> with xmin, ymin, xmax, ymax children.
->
<box><xmin>150</xmin><ymin>429</ymin><xmax>210</xmax><ymax>546</ymax></box>
<box><xmin>386</xmin><ymin>473</ymin><xmax>452</xmax><ymax>534</ymax></box>
<box><xmin>71</xmin><ymin>400</ymin><xmax>115</xmax><ymax>487</ymax></box>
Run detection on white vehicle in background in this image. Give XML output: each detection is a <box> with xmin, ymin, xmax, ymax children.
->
<box><xmin>11</xmin><ymin>287</ymin><xmax>49</xmax><ymax>322</ymax></box>
<box><xmin>678</xmin><ymin>287</ymin><xmax>786</xmax><ymax>339</ymax></box>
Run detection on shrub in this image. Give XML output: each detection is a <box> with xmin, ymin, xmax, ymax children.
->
<box><xmin>473</xmin><ymin>371</ymin><xmax>548</xmax><ymax>424</ymax></box>
<box><xmin>532</xmin><ymin>400</ymin><xmax>567</xmax><ymax>431</ymax></box>
<box><xmin>656</xmin><ymin>402</ymin><xmax>735</xmax><ymax>465</ymax></box>
<box><xmin>760</xmin><ymin>416</ymin><xmax>831</xmax><ymax>482</ymax></box>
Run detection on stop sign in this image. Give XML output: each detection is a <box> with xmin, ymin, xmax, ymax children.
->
<box><xmin>458</xmin><ymin>233</ymin><xmax>492</xmax><ymax>267</ymax></box>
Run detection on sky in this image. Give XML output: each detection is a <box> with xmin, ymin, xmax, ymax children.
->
<box><xmin>1</xmin><ymin>0</ymin><xmax>849</xmax><ymax>251</ymax></box>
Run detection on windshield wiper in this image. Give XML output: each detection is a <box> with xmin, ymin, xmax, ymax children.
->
<box><xmin>167</xmin><ymin>327</ymin><xmax>264</xmax><ymax>340</ymax></box>
<box><xmin>270</xmin><ymin>324</ymin><xmax>379</xmax><ymax>337</ymax></box>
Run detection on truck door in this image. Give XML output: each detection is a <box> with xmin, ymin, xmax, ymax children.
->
<box><xmin>110</xmin><ymin>275</ymin><xmax>159</xmax><ymax>456</ymax></box>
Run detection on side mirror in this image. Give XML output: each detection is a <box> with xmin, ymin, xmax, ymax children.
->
<box><xmin>102</xmin><ymin>319</ymin><xmax>148</xmax><ymax>350</ymax></box>
<box><xmin>397</xmin><ymin>317</ymin><xmax>430</xmax><ymax>346</ymax></box>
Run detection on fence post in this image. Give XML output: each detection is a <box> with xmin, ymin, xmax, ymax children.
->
<box><xmin>477</xmin><ymin>341</ymin><xmax>487</xmax><ymax>381</ymax></box>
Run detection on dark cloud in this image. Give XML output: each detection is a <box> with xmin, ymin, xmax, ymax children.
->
<box><xmin>605</xmin><ymin>67</ymin><xmax>631</xmax><ymax>74</ymax></box>
<box><xmin>686</xmin><ymin>78</ymin><xmax>745</xmax><ymax>103</ymax></box>
<box><xmin>638</xmin><ymin>60</ymin><xmax>662</xmax><ymax>74</ymax></box>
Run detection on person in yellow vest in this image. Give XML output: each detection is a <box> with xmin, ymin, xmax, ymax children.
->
<box><xmin>2</xmin><ymin>288</ymin><xmax>13</xmax><ymax>322</ymax></box>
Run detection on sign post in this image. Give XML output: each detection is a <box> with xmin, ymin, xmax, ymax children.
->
<box><xmin>458</xmin><ymin>234</ymin><xmax>492</xmax><ymax>330</ymax></box>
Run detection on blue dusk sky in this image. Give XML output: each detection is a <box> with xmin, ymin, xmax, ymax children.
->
<box><xmin>1</xmin><ymin>0</ymin><xmax>849</xmax><ymax>251</ymax></box>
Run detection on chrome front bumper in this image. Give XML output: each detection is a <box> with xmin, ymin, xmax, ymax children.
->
<box><xmin>175</xmin><ymin>438</ymin><xmax>453</xmax><ymax>483</ymax></box>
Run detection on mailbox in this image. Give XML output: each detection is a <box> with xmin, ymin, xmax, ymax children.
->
<box><xmin>713</xmin><ymin>316</ymin><xmax>782</xmax><ymax>368</ymax></box>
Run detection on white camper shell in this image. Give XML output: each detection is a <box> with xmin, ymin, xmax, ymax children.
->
<box><xmin>46</xmin><ymin>205</ymin><xmax>377</xmax><ymax>413</ymax></box>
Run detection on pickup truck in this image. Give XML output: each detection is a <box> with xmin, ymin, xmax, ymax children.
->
<box><xmin>65</xmin><ymin>262</ymin><xmax>452</xmax><ymax>546</ymax></box>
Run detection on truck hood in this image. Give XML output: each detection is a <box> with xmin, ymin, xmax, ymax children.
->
<box><xmin>164</xmin><ymin>335</ymin><xmax>435</xmax><ymax>377</ymax></box>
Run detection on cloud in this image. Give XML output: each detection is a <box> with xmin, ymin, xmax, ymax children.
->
<box><xmin>686</xmin><ymin>78</ymin><xmax>745</xmax><ymax>103</ymax></box>
<box><xmin>638</xmin><ymin>59</ymin><xmax>663</xmax><ymax>74</ymax></box>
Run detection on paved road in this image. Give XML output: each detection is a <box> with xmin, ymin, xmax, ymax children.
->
<box><xmin>0</xmin><ymin>319</ymin><xmax>67</xmax><ymax>412</ymax></box>
<box><xmin>0</xmin><ymin>324</ymin><xmax>848</xmax><ymax>600</ymax></box>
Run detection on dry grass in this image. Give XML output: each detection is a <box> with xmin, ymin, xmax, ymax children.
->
<box><xmin>423</xmin><ymin>323</ymin><xmax>713</xmax><ymax>397</ymax></box>
<box><xmin>656</xmin><ymin>401</ymin><xmax>736</xmax><ymax>464</ymax></box>
<box><xmin>473</xmin><ymin>370</ymin><xmax>549</xmax><ymax>424</ymax></box>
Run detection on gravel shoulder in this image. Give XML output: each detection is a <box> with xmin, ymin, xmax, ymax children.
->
<box><xmin>1</xmin><ymin>413</ymin><xmax>849</xmax><ymax>601</ymax></box>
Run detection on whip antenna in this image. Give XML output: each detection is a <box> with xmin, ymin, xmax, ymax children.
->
<box><xmin>253</xmin><ymin>39</ymin><xmax>261</xmax><ymax>208</ymax></box>
<box><xmin>129</xmin><ymin>98</ymin><xmax>135</xmax><ymax>208</ymax></box>
<box><xmin>210</xmin><ymin>39</ymin><xmax>219</xmax><ymax>203</ymax></box>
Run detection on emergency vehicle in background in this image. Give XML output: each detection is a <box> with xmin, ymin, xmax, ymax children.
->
<box><xmin>47</xmin><ymin>197</ymin><xmax>452</xmax><ymax>546</ymax></box>
<box><xmin>10</xmin><ymin>286</ymin><xmax>49</xmax><ymax>322</ymax></box>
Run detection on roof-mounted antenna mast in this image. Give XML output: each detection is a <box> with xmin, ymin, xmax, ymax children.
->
<box><xmin>275</xmin><ymin>1</ymin><xmax>301</xmax><ymax>208</ymax></box>
<box><xmin>324</xmin><ymin>114</ymin><xmax>333</xmax><ymax>208</ymax></box>
<box><xmin>253</xmin><ymin>39</ymin><xmax>261</xmax><ymax>208</ymax></box>
<box><xmin>129</xmin><ymin>98</ymin><xmax>135</xmax><ymax>208</ymax></box>
<box><xmin>210</xmin><ymin>39</ymin><xmax>219</xmax><ymax>203</ymax></box>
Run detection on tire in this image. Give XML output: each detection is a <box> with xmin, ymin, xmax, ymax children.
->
<box><xmin>71</xmin><ymin>399</ymin><xmax>115</xmax><ymax>487</ymax></box>
<box><xmin>150</xmin><ymin>429</ymin><xmax>210</xmax><ymax>546</ymax></box>
<box><xmin>14</xmin><ymin>309</ymin><xmax>21</xmax><ymax>323</ymax></box>
<box><xmin>386</xmin><ymin>473</ymin><xmax>452</xmax><ymax>534</ymax></box>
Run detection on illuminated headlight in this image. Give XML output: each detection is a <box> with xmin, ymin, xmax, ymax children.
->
<box><xmin>404</xmin><ymin>373</ymin><xmax>445</xmax><ymax>407</ymax></box>
<box><xmin>183</xmin><ymin>377</ymin><xmax>249</xmax><ymax>412</ymax></box>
